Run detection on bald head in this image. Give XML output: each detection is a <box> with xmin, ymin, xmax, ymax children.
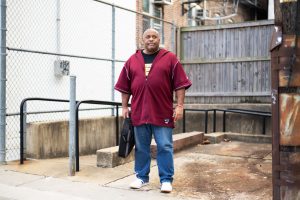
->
<box><xmin>142</xmin><ymin>28</ymin><xmax>160</xmax><ymax>54</ymax></box>
<box><xmin>143</xmin><ymin>28</ymin><xmax>160</xmax><ymax>39</ymax></box>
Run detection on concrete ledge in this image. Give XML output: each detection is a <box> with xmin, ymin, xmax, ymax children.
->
<box><xmin>97</xmin><ymin>131</ymin><xmax>204</xmax><ymax>168</ymax></box>
<box><xmin>204</xmin><ymin>132</ymin><xmax>225</xmax><ymax>144</ymax></box>
<box><xmin>226</xmin><ymin>132</ymin><xmax>272</xmax><ymax>143</ymax></box>
<box><xmin>151</xmin><ymin>131</ymin><xmax>204</xmax><ymax>158</ymax></box>
<box><xmin>97</xmin><ymin>146</ymin><xmax>135</xmax><ymax>168</ymax></box>
<box><xmin>205</xmin><ymin>132</ymin><xmax>271</xmax><ymax>144</ymax></box>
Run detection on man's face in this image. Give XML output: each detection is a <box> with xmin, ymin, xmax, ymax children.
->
<box><xmin>143</xmin><ymin>29</ymin><xmax>160</xmax><ymax>53</ymax></box>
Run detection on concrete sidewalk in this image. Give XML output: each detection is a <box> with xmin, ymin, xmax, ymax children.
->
<box><xmin>0</xmin><ymin>141</ymin><xmax>272</xmax><ymax>200</ymax></box>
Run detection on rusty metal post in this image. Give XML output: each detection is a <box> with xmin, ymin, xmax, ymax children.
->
<box><xmin>271</xmin><ymin>1</ymin><xmax>300</xmax><ymax>199</ymax></box>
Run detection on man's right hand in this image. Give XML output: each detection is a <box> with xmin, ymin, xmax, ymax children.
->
<box><xmin>122</xmin><ymin>107</ymin><xmax>130</xmax><ymax>118</ymax></box>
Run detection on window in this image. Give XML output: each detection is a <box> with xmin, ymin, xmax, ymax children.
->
<box><xmin>142</xmin><ymin>1</ymin><xmax>164</xmax><ymax>45</ymax></box>
<box><xmin>143</xmin><ymin>0</ymin><xmax>149</xmax><ymax>13</ymax></box>
<box><xmin>153</xmin><ymin>6</ymin><xmax>164</xmax><ymax>44</ymax></box>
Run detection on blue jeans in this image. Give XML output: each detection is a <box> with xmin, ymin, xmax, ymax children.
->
<box><xmin>134</xmin><ymin>124</ymin><xmax>174</xmax><ymax>184</ymax></box>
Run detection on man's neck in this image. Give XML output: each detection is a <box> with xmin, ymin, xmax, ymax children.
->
<box><xmin>143</xmin><ymin>48</ymin><xmax>160</xmax><ymax>55</ymax></box>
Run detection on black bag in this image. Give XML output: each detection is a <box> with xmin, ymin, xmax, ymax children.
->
<box><xmin>118</xmin><ymin>117</ymin><xmax>135</xmax><ymax>158</ymax></box>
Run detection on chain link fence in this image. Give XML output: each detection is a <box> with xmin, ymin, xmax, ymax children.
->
<box><xmin>3</xmin><ymin>0</ymin><xmax>176</xmax><ymax>161</ymax></box>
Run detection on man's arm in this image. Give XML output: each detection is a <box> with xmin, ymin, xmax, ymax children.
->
<box><xmin>121</xmin><ymin>93</ymin><xmax>131</xmax><ymax>118</ymax></box>
<box><xmin>173</xmin><ymin>88</ymin><xmax>185</xmax><ymax>122</ymax></box>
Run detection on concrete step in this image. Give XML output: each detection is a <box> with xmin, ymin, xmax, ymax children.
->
<box><xmin>97</xmin><ymin>131</ymin><xmax>204</xmax><ymax>168</ymax></box>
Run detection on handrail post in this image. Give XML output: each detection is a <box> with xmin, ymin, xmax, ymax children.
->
<box><xmin>223</xmin><ymin>110</ymin><xmax>226</xmax><ymax>132</ymax></box>
<box><xmin>75</xmin><ymin>102</ymin><xmax>79</xmax><ymax>172</ymax></box>
<box><xmin>204</xmin><ymin>110</ymin><xmax>208</xmax><ymax>133</ymax></box>
<box><xmin>183</xmin><ymin>109</ymin><xmax>186</xmax><ymax>133</ymax></box>
<box><xmin>213</xmin><ymin>109</ymin><xmax>216</xmax><ymax>132</ymax></box>
<box><xmin>262</xmin><ymin>116</ymin><xmax>266</xmax><ymax>135</ymax></box>
<box><xmin>116</xmin><ymin>105</ymin><xmax>119</xmax><ymax>145</ymax></box>
<box><xmin>22</xmin><ymin>102</ymin><xmax>27</xmax><ymax>161</ymax></box>
<box><xmin>19</xmin><ymin>100</ymin><xmax>25</xmax><ymax>164</ymax></box>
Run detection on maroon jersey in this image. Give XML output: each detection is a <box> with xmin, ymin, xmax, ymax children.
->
<box><xmin>115</xmin><ymin>49</ymin><xmax>192</xmax><ymax>128</ymax></box>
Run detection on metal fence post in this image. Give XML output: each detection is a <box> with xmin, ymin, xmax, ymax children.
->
<box><xmin>69</xmin><ymin>76</ymin><xmax>76</xmax><ymax>176</ymax></box>
<box><xmin>111</xmin><ymin>4</ymin><xmax>116</xmax><ymax>116</ymax></box>
<box><xmin>0</xmin><ymin>0</ymin><xmax>6</xmax><ymax>164</ymax></box>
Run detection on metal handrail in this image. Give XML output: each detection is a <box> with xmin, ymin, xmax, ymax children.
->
<box><xmin>182</xmin><ymin>108</ymin><xmax>271</xmax><ymax>135</ymax></box>
<box><xmin>183</xmin><ymin>109</ymin><xmax>215</xmax><ymax>133</ymax></box>
<box><xmin>19</xmin><ymin>98</ymin><xmax>131</xmax><ymax>172</ymax></box>
<box><xmin>75</xmin><ymin>100</ymin><xmax>130</xmax><ymax>171</ymax></box>
<box><xmin>222</xmin><ymin>109</ymin><xmax>271</xmax><ymax>134</ymax></box>
<box><xmin>20</xmin><ymin>97</ymin><xmax>70</xmax><ymax>164</ymax></box>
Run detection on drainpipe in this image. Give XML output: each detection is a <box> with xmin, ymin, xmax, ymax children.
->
<box><xmin>0</xmin><ymin>0</ymin><xmax>7</xmax><ymax>164</ymax></box>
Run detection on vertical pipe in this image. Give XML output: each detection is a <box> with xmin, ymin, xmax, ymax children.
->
<box><xmin>183</xmin><ymin>109</ymin><xmax>186</xmax><ymax>133</ymax></box>
<box><xmin>222</xmin><ymin>111</ymin><xmax>226</xmax><ymax>132</ymax></box>
<box><xmin>111</xmin><ymin>4</ymin><xmax>116</xmax><ymax>116</ymax></box>
<box><xmin>177</xmin><ymin>27</ymin><xmax>182</xmax><ymax>60</ymax></box>
<box><xmin>213</xmin><ymin>110</ymin><xmax>216</xmax><ymax>132</ymax></box>
<box><xmin>0</xmin><ymin>0</ymin><xmax>6</xmax><ymax>164</ymax></box>
<box><xmin>204</xmin><ymin>111</ymin><xmax>208</xmax><ymax>133</ymax></box>
<box><xmin>116</xmin><ymin>105</ymin><xmax>119</xmax><ymax>145</ymax></box>
<box><xmin>69</xmin><ymin>76</ymin><xmax>76</xmax><ymax>176</ymax></box>
<box><xmin>22</xmin><ymin>102</ymin><xmax>27</xmax><ymax>160</ymax></box>
<box><xmin>56</xmin><ymin>0</ymin><xmax>61</xmax><ymax>57</ymax></box>
<box><xmin>75</xmin><ymin>103</ymin><xmax>79</xmax><ymax>172</ymax></box>
<box><xmin>171</xmin><ymin>22</ymin><xmax>175</xmax><ymax>53</ymax></box>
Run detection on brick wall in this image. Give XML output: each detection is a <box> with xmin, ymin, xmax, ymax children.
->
<box><xmin>135</xmin><ymin>0</ymin><xmax>254</xmax><ymax>51</ymax></box>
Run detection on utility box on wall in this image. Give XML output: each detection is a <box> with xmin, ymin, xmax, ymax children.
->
<box><xmin>54</xmin><ymin>60</ymin><xmax>70</xmax><ymax>76</ymax></box>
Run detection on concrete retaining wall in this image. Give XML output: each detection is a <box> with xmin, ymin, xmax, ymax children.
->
<box><xmin>26</xmin><ymin>104</ymin><xmax>271</xmax><ymax>159</ymax></box>
<box><xmin>26</xmin><ymin>116</ymin><xmax>121</xmax><ymax>159</ymax></box>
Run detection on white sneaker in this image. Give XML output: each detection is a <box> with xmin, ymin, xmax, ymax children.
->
<box><xmin>161</xmin><ymin>182</ymin><xmax>172</xmax><ymax>193</ymax></box>
<box><xmin>129</xmin><ymin>179</ymin><xmax>148</xmax><ymax>189</ymax></box>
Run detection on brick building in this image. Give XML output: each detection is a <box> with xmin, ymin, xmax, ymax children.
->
<box><xmin>136</xmin><ymin>0</ymin><xmax>269</xmax><ymax>51</ymax></box>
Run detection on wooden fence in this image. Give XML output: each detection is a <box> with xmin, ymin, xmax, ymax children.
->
<box><xmin>179</xmin><ymin>20</ymin><xmax>274</xmax><ymax>104</ymax></box>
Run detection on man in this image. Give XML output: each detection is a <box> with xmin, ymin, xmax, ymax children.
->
<box><xmin>114</xmin><ymin>28</ymin><xmax>191</xmax><ymax>193</ymax></box>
